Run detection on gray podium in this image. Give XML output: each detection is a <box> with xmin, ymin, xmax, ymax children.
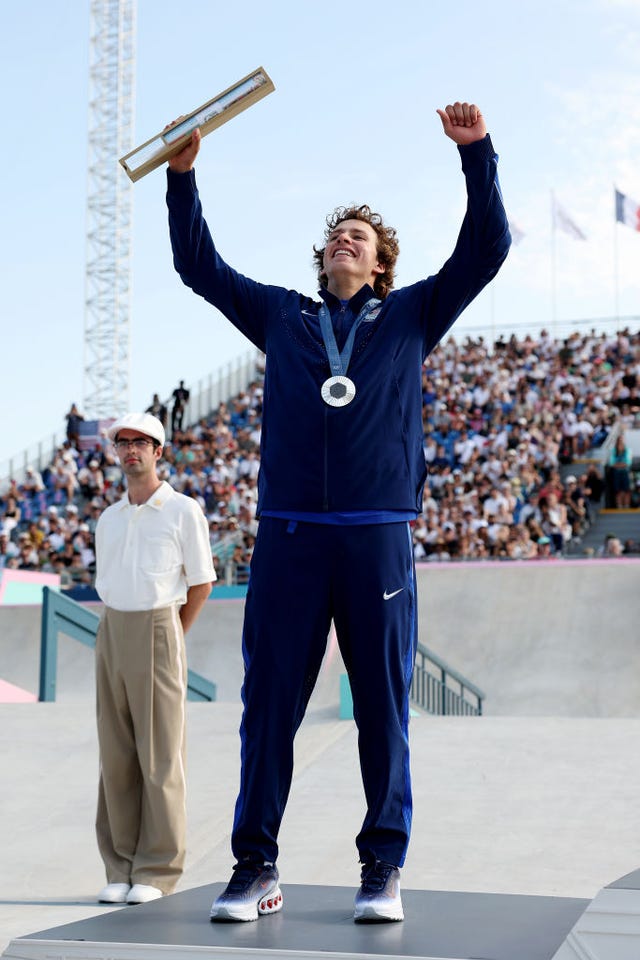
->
<box><xmin>2</xmin><ymin>882</ymin><xmax>591</xmax><ymax>960</ymax></box>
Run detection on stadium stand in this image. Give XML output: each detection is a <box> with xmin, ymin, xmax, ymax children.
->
<box><xmin>1</xmin><ymin>326</ymin><xmax>639</xmax><ymax>590</ymax></box>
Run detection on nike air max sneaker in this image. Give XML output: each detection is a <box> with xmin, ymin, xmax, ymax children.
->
<box><xmin>210</xmin><ymin>861</ymin><xmax>283</xmax><ymax>922</ymax></box>
<box><xmin>353</xmin><ymin>860</ymin><xmax>404</xmax><ymax>922</ymax></box>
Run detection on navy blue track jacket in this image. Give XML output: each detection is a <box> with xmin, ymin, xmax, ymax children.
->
<box><xmin>167</xmin><ymin>134</ymin><xmax>511</xmax><ymax>517</ymax></box>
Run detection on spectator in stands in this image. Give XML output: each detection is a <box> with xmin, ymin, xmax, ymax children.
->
<box><xmin>608</xmin><ymin>434</ymin><xmax>633</xmax><ymax>508</ymax></box>
<box><xmin>539</xmin><ymin>491</ymin><xmax>571</xmax><ymax>555</ymax></box>
<box><xmin>1</xmin><ymin>495</ymin><xmax>22</xmax><ymax>537</ymax></box>
<box><xmin>563</xmin><ymin>476</ymin><xmax>588</xmax><ymax>538</ymax></box>
<box><xmin>55</xmin><ymin>558</ymin><xmax>74</xmax><ymax>585</ymax></box>
<box><xmin>600</xmin><ymin>533</ymin><xmax>624</xmax><ymax>557</ymax></box>
<box><xmin>433</xmin><ymin>536</ymin><xmax>455</xmax><ymax>561</ymax></box>
<box><xmin>584</xmin><ymin>464</ymin><xmax>605</xmax><ymax>505</ymax></box>
<box><xmin>74</xmin><ymin>524</ymin><xmax>96</xmax><ymax>572</ymax></box>
<box><xmin>237</xmin><ymin>449</ymin><xmax>260</xmax><ymax>482</ymax></box>
<box><xmin>59</xmin><ymin>538</ymin><xmax>79</xmax><ymax>569</ymax></box>
<box><xmin>46</xmin><ymin>514</ymin><xmax>66</xmax><ymax>553</ymax></box>
<box><xmin>50</xmin><ymin>450</ymin><xmax>78</xmax><ymax>504</ymax></box>
<box><xmin>146</xmin><ymin>393</ymin><xmax>168</xmax><ymax>428</ymax></box>
<box><xmin>536</xmin><ymin>535</ymin><xmax>552</xmax><ymax>558</ymax></box>
<box><xmin>17</xmin><ymin>534</ymin><xmax>39</xmax><ymax>570</ymax></box>
<box><xmin>171</xmin><ymin>380</ymin><xmax>190</xmax><ymax>435</ymax></box>
<box><xmin>64</xmin><ymin>503</ymin><xmax>81</xmax><ymax>532</ymax></box>
<box><xmin>69</xmin><ymin>550</ymin><xmax>88</xmax><ymax>582</ymax></box>
<box><xmin>574</xmin><ymin>411</ymin><xmax>595</xmax><ymax>455</ymax></box>
<box><xmin>228</xmin><ymin>542</ymin><xmax>251</xmax><ymax>584</ymax></box>
<box><xmin>84</xmin><ymin>499</ymin><xmax>104</xmax><ymax>534</ymax></box>
<box><xmin>589</xmin><ymin>410</ymin><xmax>611</xmax><ymax>448</ymax></box>
<box><xmin>77</xmin><ymin>459</ymin><xmax>105</xmax><ymax>502</ymax></box>
<box><xmin>0</xmin><ymin>531</ymin><xmax>18</xmax><ymax>568</ymax></box>
<box><xmin>21</xmin><ymin>465</ymin><xmax>45</xmax><ymax>498</ymax></box>
<box><xmin>100</xmin><ymin>451</ymin><xmax>124</xmax><ymax>498</ymax></box>
<box><xmin>25</xmin><ymin>520</ymin><xmax>45</xmax><ymax>551</ymax></box>
<box><xmin>65</xmin><ymin>403</ymin><xmax>85</xmax><ymax>450</ymax></box>
<box><xmin>7</xmin><ymin>320</ymin><xmax>636</xmax><ymax>588</ymax></box>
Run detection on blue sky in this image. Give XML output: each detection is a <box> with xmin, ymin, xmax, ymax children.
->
<box><xmin>2</xmin><ymin>0</ymin><xmax>640</xmax><ymax>467</ymax></box>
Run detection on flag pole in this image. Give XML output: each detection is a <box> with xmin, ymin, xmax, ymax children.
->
<box><xmin>489</xmin><ymin>281</ymin><xmax>496</xmax><ymax>347</ymax></box>
<box><xmin>550</xmin><ymin>190</ymin><xmax>557</xmax><ymax>327</ymax></box>
<box><xmin>613</xmin><ymin>185</ymin><xmax>620</xmax><ymax>321</ymax></box>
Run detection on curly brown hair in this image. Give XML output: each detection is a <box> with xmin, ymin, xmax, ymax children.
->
<box><xmin>313</xmin><ymin>204</ymin><xmax>399</xmax><ymax>300</ymax></box>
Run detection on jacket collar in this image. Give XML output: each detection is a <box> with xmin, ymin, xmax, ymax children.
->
<box><xmin>318</xmin><ymin>284</ymin><xmax>377</xmax><ymax>314</ymax></box>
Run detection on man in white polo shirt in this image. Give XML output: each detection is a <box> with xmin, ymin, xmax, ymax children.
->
<box><xmin>94</xmin><ymin>412</ymin><xmax>215</xmax><ymax>906</ymax></box>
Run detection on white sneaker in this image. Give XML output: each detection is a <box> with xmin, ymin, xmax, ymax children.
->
<box><xmin>354</xmin><ymin>861</ymin><xmax>403</xmax><ymax>922</ymax></box>
<box><xmin>210</xmin><ymin>861</ymin><xmax>282</xmax><ymax>922</ymax></box>
<box><xmin>127</xmin><ymin>884</ymin><xmax>163</xmax><ymax>904</ymax></box>
<box><xmin>98</xmin><ymin>882</ymin><xmax>130</xmax><ymax>904</ymax></box>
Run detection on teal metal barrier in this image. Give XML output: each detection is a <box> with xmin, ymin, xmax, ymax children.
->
<box><xmin>39</xmin><ymin>587</ymin><xmax>216</xmax><ymax>703</ymax></box>
<box><xmin>411</xmin><ymin>642</ymin><xmax>484</xmax><ymax>716</ymax></box>
<box><xmin>339</xmin><ymin>641</ymin><xmax>484</xmax><ymax>720</ymax></box>
<box><xmin>339</xmin><ymin>673</ymin><xmax>354</xmax><ymax>720</ymax></box>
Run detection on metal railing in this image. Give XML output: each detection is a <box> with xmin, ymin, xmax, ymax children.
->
<box><xmin>587</xmin><ymin>419</ymin><xmax>621</xmax><ymax>466</ymax></box>
<box><xmin>0</xmin><ymin>349</ymin><xmax>262</xmax><ymax>488</ymax></box>
<box><xmin>339</xmin><ymin>639</ymin><xmax>484</xmax><ymax>719</ymax></box>
<box><xmin>181</xmin><ymin>350</ymin><xmax>262</xmax><ymax>426</ymax></box>
<box><xmin>0</xmin><ymin>432</ymin><xmax>62</xmax><ymax>491</ymax></box>
<box><xmin>410</xmin><ymin>642</ymin><xmax>485</xmax><ymax>716</ymax></box>
<box><xmin>39</xmin><ymin>587</ymin><xmax>216</xmax><ymax>702</ymax></box>
<box><xmin>37</xmin><ymin>584</ymin><xmax>483</xmax><ymax>714</ymax></box>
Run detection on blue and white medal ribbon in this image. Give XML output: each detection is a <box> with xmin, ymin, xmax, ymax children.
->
<box><xmin>318</xmin><ymin>297</ymin><xmax>381</xmax><ymax>407</ymax></box>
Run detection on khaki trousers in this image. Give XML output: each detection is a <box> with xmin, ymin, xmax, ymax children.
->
<box><xmin>95</xmin><ymin>605</ymin><xmax>187</xmax><ymax>894</ymax></box>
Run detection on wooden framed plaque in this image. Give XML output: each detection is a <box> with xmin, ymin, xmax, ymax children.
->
<box><xmin>119</xmin><ymin>66</ymin><xmax>275</xmax><ymax>182</ymax></box>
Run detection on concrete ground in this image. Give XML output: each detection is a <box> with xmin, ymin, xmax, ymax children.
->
<box><xmin>3</xmin><ymin>702</ymin><xmax>640</xmax><ymax>954</ymax></box>
<box><xmin>1</xmin><ymin>559</ymin><xmax>639</xmax><ymax>953</ymax></box>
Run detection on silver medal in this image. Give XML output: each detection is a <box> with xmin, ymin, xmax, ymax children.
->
<box><xmin>321</xmin><ymin>375</ymin><xmax>356</xmax><ymax>407</ymax></box>
<box><xmin>316</xmin><ymin>297</ymin><xmax>379</xmax><ymax>409</ymax></box>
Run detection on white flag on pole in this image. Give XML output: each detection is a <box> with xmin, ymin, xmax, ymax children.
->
<box><xmin>552</xmin><ymin>196</ymin><xmax>587</xmax><ymax>240</ymax></box>
<box><xmin>507</xmin><ymin>218</ymin><xmax>526</xmax><ymax>245</ymax></box>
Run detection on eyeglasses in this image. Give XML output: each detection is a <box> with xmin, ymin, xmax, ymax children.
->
<box><xmin>115</xmin><ymin>438</ymin><xmax>156</xmax><ymax>451</ymax></box>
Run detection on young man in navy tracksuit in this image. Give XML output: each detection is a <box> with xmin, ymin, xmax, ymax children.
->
<box><xmin>166</xmin><ymin>101</ymin><xmax>511</xmax><ymax>923</ymax></box>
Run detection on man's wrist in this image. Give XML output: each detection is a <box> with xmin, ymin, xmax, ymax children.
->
<box><xmin>166</xmin><ymin>166</ymin><xmax>197</xmax><ymax>192</ymax></box>
<box><xmin>457</xmin><ymin>133</ymin><xmax>494</xmax><ymax>166</ymax></box>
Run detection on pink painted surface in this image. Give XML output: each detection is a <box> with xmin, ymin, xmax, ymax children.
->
<box><xmin>416</xmin><ymin>557</ymin><xmax>640</xmax><ymax>570</ymax></box>
<box><xmin>0</xmin><ymin>678</ymin><xmax>37</xmax><ymax>702</ymax></box>
<box><xmin>0</xmin><ymin>569</ymin><xmax>60</xmax><ymax>605</ymax></box>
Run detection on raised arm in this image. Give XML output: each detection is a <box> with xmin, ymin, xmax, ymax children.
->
<box><xmin>415</xmin><ymin>102</ymin><xmax>511</xmax><ymax>355</ymax></box>
<box><xmin>164</xmin><ymin>124</ymin><xmax>271</xmax><ymax>351</ymax></box>
<box><xmin>436</xmin><ymin>101</ymin><xmax>487</xmax><ymax>146</ymax></box>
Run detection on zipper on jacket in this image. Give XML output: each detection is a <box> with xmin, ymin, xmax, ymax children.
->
<box><xmin>323</xmin><ymin>406</ymin><xmax>329</xmax><ymax>510</ymax></box>
<box><xmin>323</xmin><ymin>301</ymin><xmax>349</xmax><ymax>510</ymax></box>
<box><xmin>335</xmin><ymin>303</ymin><xmax>347</xmax><ymax>349</ymax></box>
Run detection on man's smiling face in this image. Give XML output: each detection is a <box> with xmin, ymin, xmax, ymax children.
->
<box><xmin>322</xmin><ymin>219</ymin><xmax>384</xmax><ymax>295</ymax></box>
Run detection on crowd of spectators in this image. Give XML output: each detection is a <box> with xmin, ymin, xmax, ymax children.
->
<box><xmin>1</xmin><ymin>327</ymin><xmax>639</xmax><ymax>587</ymax></box>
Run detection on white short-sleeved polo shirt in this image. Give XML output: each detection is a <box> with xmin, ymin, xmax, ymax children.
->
<box><xmin>95</xmin><ymin>481</ymin><xmax>215</xmax><ymax>611</ymax></box>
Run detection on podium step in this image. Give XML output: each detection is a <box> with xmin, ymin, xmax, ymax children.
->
<box><xmin>3</xmin><ymin>882</ymin><xmax>588</xmax><ymax>960</ymax></box>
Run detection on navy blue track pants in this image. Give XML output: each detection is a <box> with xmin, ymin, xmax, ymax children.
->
<box><xmin>231</xmin><ymin>517</ymin><xmax>418</xmax><ymax>868</ymax></box>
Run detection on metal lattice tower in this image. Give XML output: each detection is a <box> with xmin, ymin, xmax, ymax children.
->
<box><xmin>83</xmin><ymin>0</ymin><xmax>136</xmax><ymax>419</ymax></box>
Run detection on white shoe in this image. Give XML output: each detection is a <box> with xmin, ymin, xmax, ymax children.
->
<box><xmin>98</xmin><ymin>882</ymin><xmax>131</xmax><ymax>903</ymax></box>
<box><xmin>127</xmin><ymin>884</ymin><xmax>163</xmax><ymax>904</ymax></box>
<box><xmin>210</xmin><ymin>862</ymin><xmax>282</xmax><ymax>922</ymax></box>
<box><xmin>354</xmin><ymin>862</ymin><xmax>403</xmax><ymax>922</ymax></box>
